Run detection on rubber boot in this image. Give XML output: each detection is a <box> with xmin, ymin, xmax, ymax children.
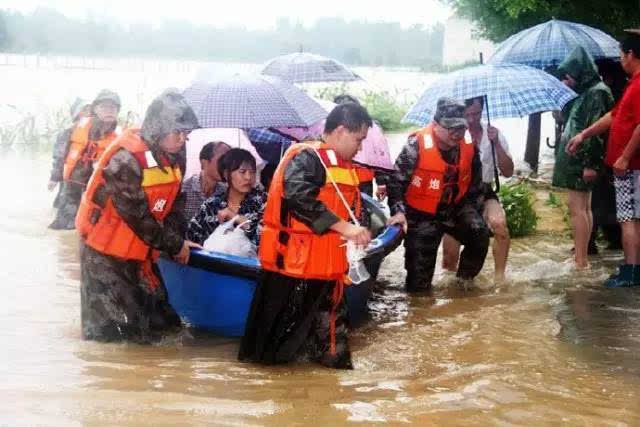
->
<box><xmin>604</xmin><ymin>264</ymin><xmax>634</xmax><ymax>288</ymax></box>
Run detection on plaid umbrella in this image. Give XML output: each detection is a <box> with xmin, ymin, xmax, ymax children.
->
<box><xmin>247</xmin><ymin>128</ymin><xmax>294</xmax><ymax>164</ymax></box>
<box><xmin>403</xmin><ymin>63</ymin><xmax>577</xmax><ymax>126</ymax></box>
<box><xmin>489</xmin><ymin>19</ymin><xmax>620</xmax><ymax>69</ymax></box>
<box><xmin>261</xmin><ymin>52</ymin><xmax>362</xmax><ymax>83</ymax></box>
<box><xmin>183</xmin><ymin>74</ymin><xmax>327</xmax><ymax>129</ymax></box>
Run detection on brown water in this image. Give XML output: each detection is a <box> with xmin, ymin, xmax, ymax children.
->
<box><xmin>2</xmin><ymin>147</ymin><xmax>640</xmax><ymax>426</ymax></box>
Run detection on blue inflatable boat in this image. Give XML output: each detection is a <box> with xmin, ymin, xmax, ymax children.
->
<box><xmin>157</xmin><ymin>194</ymin><xmax>403</xmax><ymax>337</ymax></box>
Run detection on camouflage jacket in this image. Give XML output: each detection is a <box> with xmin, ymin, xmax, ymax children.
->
<box><xmin>95</xmin><ymin>149</ymin><xmax>186</xmax><ymax>256</ymax></box>
<box><xmin>387</xmin><ymin>134</ymin><xmax>492</xmax><ymax>219</ymax></box>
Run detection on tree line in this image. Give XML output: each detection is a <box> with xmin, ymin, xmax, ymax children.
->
<box><xmin>0</xmin><ymin>8</ymin><xmax>444</xmax><ymax>67</ymax></box>
<box><xmin>445</xmin><ymin>0</ymin><xmax>639</xmax><ymax>42</ymax></box>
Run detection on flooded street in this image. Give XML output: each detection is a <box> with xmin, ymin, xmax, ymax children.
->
<box><xmin>1</xmin><ymin>149</ymin><xmax>640</xmax><ymax>425</ymax></box>
<box><xmin>1</xmin><ymin>60</ymin><xmax>640</xmax><ymax>425</ymax></box>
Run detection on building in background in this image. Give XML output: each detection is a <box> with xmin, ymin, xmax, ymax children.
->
<box><xmin>442</xmin><ymin>17</ymin><xmax>495</xmax><ymax>67</ymax></box>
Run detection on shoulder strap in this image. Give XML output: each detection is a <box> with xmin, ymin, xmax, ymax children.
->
<box><xmin>312</xmin><ymin>147</ymin><xmax>360</xmax><ymax>226</ymax></box>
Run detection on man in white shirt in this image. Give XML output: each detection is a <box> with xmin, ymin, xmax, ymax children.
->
<box><xmin>442</xmin><ymin>96</ymin><xmax>514</xmax><ymax>283</ymax></box>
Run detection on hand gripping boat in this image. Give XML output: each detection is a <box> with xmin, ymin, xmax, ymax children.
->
<box><xmin>157</xmin><ymin>194</ymin><xmax>403</xmax><ymax>336</ymax></box>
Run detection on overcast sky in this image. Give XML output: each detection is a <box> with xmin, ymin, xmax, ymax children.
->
<box><xmin>3</xmin><ymin>0</ymin><xmax>453</xmax><ymax>29</ymax></box>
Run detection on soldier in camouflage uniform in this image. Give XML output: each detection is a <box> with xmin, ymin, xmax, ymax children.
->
<box><xmin>48</xmin><ymin>90</ymin><xmax>121</xmax><ymax>230</ymax></box>
<box><xmin>79</xmin><ymin>89</ymin><xmax>200</xmax><ymax>343</ymax></box>
<box><xmin>387</xmin><ymin>98</ymin><xmax>491</xmax><ymax>292</ymax></box>
<box><xmin>48</xmin><ymin>98</ymin><xmax>91</xmax><ymax>209</ymax></box>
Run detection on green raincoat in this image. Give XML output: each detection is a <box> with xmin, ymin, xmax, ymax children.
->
<box><xmin>552</xmin><ymin>46</ymin><xmax>614</xmax><ymax>191</ymax></box>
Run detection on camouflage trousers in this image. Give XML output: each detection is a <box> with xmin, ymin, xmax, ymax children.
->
<box><xmin>239</xmin><ymin>272</ymin><xmax>352</xmax><ymax>369</ymax></box>
<box><xmin>404</xmin><ymin>203</ymin><xmax>490</xmax><ymax>291</ymax></box>
<box><xmin>49</xmin><ymin>181</ymin><xmax>84</xmax><ymax>230</ymax></box>
<box><xmin>80</xmin><ymin>243</ymin><xmax>181</xmax><ymax>343</ymax></box>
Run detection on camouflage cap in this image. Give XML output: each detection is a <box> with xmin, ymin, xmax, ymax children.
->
<box><xmin>92</xmin><ymin>89</ymin><xmax>121</xmax><ymax>108</ymax></box>
<box><xmin>140</xmin><ymin>88</ymin><xmax>199</xmax><ymax>146</ymax></box>
<box><xmin>433</xmin><ymin>97</ymin><xmax>467</xmax><ymax>129</ymax></box>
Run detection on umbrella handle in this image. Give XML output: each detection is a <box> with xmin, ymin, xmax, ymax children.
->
<box><xmin>484</xmin><ymin>95</ymin><xmax>501</xmax><ymax>193</ymax></box>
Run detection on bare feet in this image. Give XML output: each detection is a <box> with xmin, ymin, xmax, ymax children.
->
<box><xmin>494</xmin><ymin>273</ymin><xmax>507</xmax><ymax>285</ymax></box>
<box><xmin>573</xmin><ymin>261</ymin><xmax>591</xmax><ymax>271</ymax></box>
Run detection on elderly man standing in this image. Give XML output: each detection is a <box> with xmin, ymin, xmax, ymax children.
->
<box><xmin>442</xmin><ymin>96</ymin><xmax>514</xmax><ymax>283</ymax></box>
<box><xmin>567</xmin><ymin>30</ymin><xmax>640</xmax><ymax>286</ymax></box>
<box><xmin>387</xmin><ymin>98</ymin><xmax>491</xmax><ymax>292</ymax></box>
<box><xmin>48</xmin><ymin>90</ymin><xmax>122</xmax><ymax>230</ymax></box>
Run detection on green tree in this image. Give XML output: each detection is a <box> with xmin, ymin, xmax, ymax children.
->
<box><xmin>444</xmin><ymin>0</ymin><xmax>640</xmax><ymax>42</ymax></box>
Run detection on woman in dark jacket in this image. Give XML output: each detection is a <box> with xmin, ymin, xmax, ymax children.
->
<box><xmin>187</xmin><ymin>148</ymin><xmax>267</xmax><ymax>248</ymax></box>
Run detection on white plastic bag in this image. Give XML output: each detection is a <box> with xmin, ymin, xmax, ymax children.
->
<box><xmin>345</xmin><ymin>240</ymin><xmax>370</xmax><ymax>285</ymax></box>
<box><xmin>203</xmin><ymin>217</ymin><xmax>257</xmax><ymax>258</ymax></box>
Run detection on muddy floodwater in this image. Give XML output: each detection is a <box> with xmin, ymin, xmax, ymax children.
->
<box><xmin>1</xmin><ymin>148</ymin><xmax>639</xmax><ymax>426</ymax></box>
<box><xmin>1</xmin><ymin>59</ymin><xmax>639</xmax><ymax>425</ymax></box>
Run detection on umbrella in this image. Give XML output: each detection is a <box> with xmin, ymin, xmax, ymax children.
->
<box><xmin>403</xmin><ymin>63</ymin><xmax>577</xmax><ymax>126</ymax></box>
<box><xmin>261</xmin><ymin>52</ymin><xmax>362</xmax><ymax>83</ymax></box>
<box><xmin>488</xmin><ymin>19</ymin><xmax>620</xmax><ymax>69</ymax></box>
<box><xmin>185</xmin><ymin>128</ymin><xmax>266</xmax><ymax>180</ymax></box>
<box><xmin>352</xmin><ymin>122</ymin><xmax>393</xmax><ymax>171</ymax></box>
<box><xmin>274</xmin><ymin>99</ymin><xmax>393</xmax><ymax>171</ymax></box>
<box><xmin>246</xmin><ymin>128</ymin><xmax>294</xmax><ymax>164</ymax></box>
<box><xmin>274</xmin><ymin>98</ymin><xmax>337</xmax><ymax>141</ymax></box>
<box><xmin>403</xmin><ymin>63</ymin><xmax>577</xmax><ymax>190</ymax></box>
<box><xmin>183</xmin><ymin>74</ymin><xmax>327</xmax><ymax>129</ymax></box>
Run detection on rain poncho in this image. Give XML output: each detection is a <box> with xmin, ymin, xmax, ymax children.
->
<box><xmin>80</xmin><ymin>89</ymin><xmax>199</xmax><ymax>343</ymax></box>
<box><xmin>552</xmin><ymin>46</ymin><xmax>614</xmax><ymax>191</ymax></box>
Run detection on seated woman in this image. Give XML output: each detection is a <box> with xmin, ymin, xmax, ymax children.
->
<box><xmin>187</xmin><ymin>148</ymin><xmax>267</xmax><ymax>248</ymax></box>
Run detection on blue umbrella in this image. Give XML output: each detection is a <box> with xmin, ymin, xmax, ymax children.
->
<box><xmin>261</xmin><ymin>52</ymin><xmax>362</xmax><ymax>83</ymax></box>
<box><xmin>488</xmin><ymin>19</ymin><xmax>620</xmax><ymax>69</ymax></box>
<box><xmin>404</xmin><ymin>63</ymin><xmax>578</xmax><ymax>191</ymax></box>
<box><xmin>403</xmin><ymin>63</ymin><xmax>577</xmax><ymax>126</ymax></box>
<box><xmin>183</xmin><ymin>74</ymin><xmax>327</xmax><ymax>129</ymax></box>
<box><xmin>247</xmin><ymin>128</ymin><xmax>294</xmax><ymax>164</ymax></box>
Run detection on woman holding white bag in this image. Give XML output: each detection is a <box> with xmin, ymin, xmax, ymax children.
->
<box><xmin>186</xmin><ymin>148</ymin><xmax>267</xmax><ymax>251</ymax></box>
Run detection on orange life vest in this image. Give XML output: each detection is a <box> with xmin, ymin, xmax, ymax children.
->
<box><xmin>405</xmin><ymin>123</ymin><xmax>475</xmax><ymax>214</ymax></box>
<box><xmin>63</xmin><ymin>117</ymin><xmax>121</xmax><ymax>181</ymax></box>
<box><xmin>259</xmin><ymin>142</ymin><xmax>361</xmax><ymax>281</ymax></box>
<box><xmin>355</xmin><ymin>166</ymin><xmax>375</xmax><ymax>183</ymax></box>
<box><xmin>75</xmin><ymin>129</ymin><xmax>182</xmax><ymax>263</ymax></box>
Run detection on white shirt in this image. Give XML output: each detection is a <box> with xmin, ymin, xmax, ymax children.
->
<box><xmin>475</xmin><ymin>123</ymin><xmax>512</xmax><ymax>185</ymax></box>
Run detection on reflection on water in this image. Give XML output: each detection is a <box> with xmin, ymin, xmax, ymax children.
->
<box><xmin>1</xmin><ymin>151</ymin><xmax>640</xmax><ymax>425</ymax></box>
